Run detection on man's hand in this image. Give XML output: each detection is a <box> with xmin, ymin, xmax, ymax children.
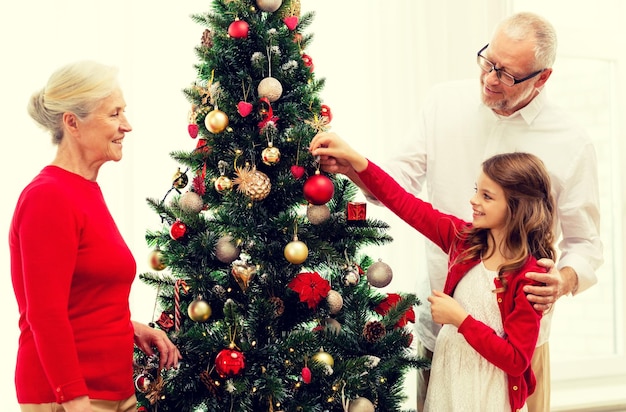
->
<box><xmin>524</xmin><ymin>258</ymin><xmax>578</xmax><ymax>312</ymax></box>
<box><xmin>133</xmin><ymin>321</ymin><xmax>182</xmax><ymax>370</ymax></box>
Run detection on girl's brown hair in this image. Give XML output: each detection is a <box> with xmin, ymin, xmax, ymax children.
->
<box><xmin>455</xmin><ymin>152</ymin><xmax>556</xmax><ymax>288</ymax></box>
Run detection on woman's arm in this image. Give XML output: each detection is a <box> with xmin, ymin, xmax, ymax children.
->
<box><xmin>132</xmin><ymin>321</ymin><xmax>182</xmax><ymax>370</ymax></box>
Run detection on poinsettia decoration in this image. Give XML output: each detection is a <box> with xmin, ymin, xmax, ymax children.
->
<box><xmin>288</xmin><ymin>271</ymin><xmax>330</xmax><ymax>309</ymax></box>
<box><xmin>374</xmin><ymin>293</ymin><xmax>416</xmax><ymax>328</ymax></box>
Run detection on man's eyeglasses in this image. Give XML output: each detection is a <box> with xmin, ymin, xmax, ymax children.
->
<box><xmin>477</xmin><ymin>44</ymin><xmax>544</xmax><ymax>87</ymax></box>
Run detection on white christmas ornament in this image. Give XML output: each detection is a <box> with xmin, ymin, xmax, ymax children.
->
<box><xmin>307</xmin><ymin>204</ymin><xmax>330</xmax><ymax>225</ymax></box>
<box><xmin>343</xmin><ymin>270</ymin><xmax>360</xmax><ymax>286</ymax></box>
<box><xmin>366</xmin><ymin>259</ymin><xmax>393</xmax><ymax>288</ymax></box>
<box><xmin>257</xmin><ymin>77</ymin><xmax>283</xmax><ymax>102</ymax></box>
<box><xmin>179</xmin><ymin>191</ymin><xmax>204</xmax><ymax>214</ymax></box>
<box><xmin>256</xmin><ymin>0</ymin><xmax>282</xmax><ymax>12</ymax></box>
<box><xmin>323</xmin><ymin>317</ymin><xmax>341</xmax><ymax>334</ymax></box>
<box><xmin>348</xmin><ymin>397</ymin><xmax>375</xmax><ymax>412</ymax></box>
<box><xmin>215</xmin><ymin>235</ymin><xmax>241</xmax><ymax>263</ymax></box>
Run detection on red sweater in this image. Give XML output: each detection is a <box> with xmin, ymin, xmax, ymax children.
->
<box><xmin>10</xmin><ymin>166</ymin><xmax>137</xmax><ymax>403</ymax></box>
<box><xmin>358</xmin><ymin>161</ymin><xmax>543</xmax><ymax>411</ymax></box>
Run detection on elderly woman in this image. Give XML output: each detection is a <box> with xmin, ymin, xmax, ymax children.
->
<box><xmin>10</xmin><ymin>61</ymin><xmax>181</xmax><ymax>412</ymax></box>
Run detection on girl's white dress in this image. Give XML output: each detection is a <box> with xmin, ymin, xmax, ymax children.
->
<box><xmin>424</xmin><ymin>262</ymin><xmax>528</xmax><ymax>412</ymax></box>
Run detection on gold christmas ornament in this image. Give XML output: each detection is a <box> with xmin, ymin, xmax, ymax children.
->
<box><xmin>148</xmin><ymin>247</ymin><xmax>166</xmax><ymax>271</ymax></box>
<box><xmin>215</xmin><ymin>235</ymin><xmax>241</xmax><ymax>263</ymax></box>
<box><xmin>257</xmin><ymin>77</ymin><xmax>283</xmax><ymax>102</ymax></box>
<box><xmin>311</xmin><ymin>349</ymin><xmax>334</xmax><ymax>368</ymax></box>
<box><xmin>188</xmin><ymin>298</ymin><xmax>212</xmax><ymax>322</ymax></box>
<box><xmin>348</xmin><ymin>397</ymin><xmax>375</xmax><ymax>412</ymax></box>
<box><xmin>231</xmin><ymin>259</ymin><xmax>257</xmax><ymax>292</ymax></box>
<box><xmin>214</xmin><ymin>175</ymin><xmax>233</xmax><ymax>192</ymax></box>
<box><xmin>284</xmin><ymin>236</ymin><xmax>308</xmax><ymax>264</ymax></box>
<box><xmin>306</xmin><ymin>204</ymin><xmax>330</xmax><ymax>225</ymax></box>
<box><xmin>233</xmin><ymin>164</ymin><xmax>271</xmax><ymax>201</ymax></box>
<box><xmin>172</xmin><ymin>168</ymin><xmax>189</xmax><ymax>189</ymax></box>
<box><xmin>179</xmin><ymin>191</ymin><xmax>204</xmax><ymax>214</ymax></box>
<box><xmin>204</xmin><ymin>109</ymin><xmax>229</xmax><ymax>133</ymax></box>
<box><xmin>261</xmin><ymin>144</ymin><xmax>281</xmax><ymax>165</ymax></box>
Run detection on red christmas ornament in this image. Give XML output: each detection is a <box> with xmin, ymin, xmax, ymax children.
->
<box><xmin>228</xmin><ymin>19</ymin><xmax>249</xmax><ymax>38</ymax></box>
<box><xmin>134</xmin><ymin>372</ymin><xmax>154</xmax><ymax>393</ymax></box>
<box><xmin>170</xmin><ymin>220</ymin><xmax>187</xmax><ymax>240</ymax></box>
<box><xmin>320</xmin><ymin>104</ymin><xmax>332</xmax><ymax>123</ymax></box>
<box><xmin>196</xmin><ymin>138</ymin><xmax>212</xmax><ymax>154</ymax></box>
<box><xmin>290</xmin><ymin>165</ymin><xmax>305</xmax><ymax>180</ymax></box>
<box><xmin>188</xmin><ymin>123</ymin><xmax>199</xmax><ymax>138</ymax></box>
<box><xmin>237</xmin><ymin>101</ymin><xmax>253</xmax><ymax>117</ymax></box>
<box><xmin>258</xmin><ymin>97</ymin><xmax>279</xmax><ymax>130</ymax></box>
<box><xmin>303</xmin><ymin>173</ymin><xmax>334</xmax><ymax>205</ymax></box>
<box><xmin>301</xmin><ymin>54</ymin><xmax>314</xmax><ymax>72</ymax></box>
<box><xmin>215</xmin><ymin>348</ymin><xmax>246</xmax><ymax>378</ymax></box>
<box><xmin>283</xmin><ymin>16</ymin><xmax>298</xmax><ymax>30</ymax></box>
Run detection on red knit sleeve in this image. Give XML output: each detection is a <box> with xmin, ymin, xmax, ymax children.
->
<box><xmin>16</xmin><ymin>183</ymin><xmax>89</xmax><ymax>402</ymax></box>
<box><xmin>357</xmin><ymin>160</ymin><xmax>467</xmax><ymax>253</ymax></box>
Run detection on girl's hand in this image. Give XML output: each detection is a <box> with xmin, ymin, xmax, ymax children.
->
<box><xmin>428</xmin><ymin>290</ymin><xmax>468</xmax><ymax>327</ymax></box>
<box><xmin>309</xmin><ymin>132</ymin><xmax>368</xmax><ymax>173</ymax></box>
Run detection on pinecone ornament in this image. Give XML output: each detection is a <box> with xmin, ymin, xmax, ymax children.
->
<box><xmin>363</xmin><ymin>320</ymin><xmax>386</xmax><ymax>343</ymax></box>
<box><xmin>201</xmin><ymin>29</ymin><xmax>213</xmax><ymax>48</ymax></box>
<box><xmin>269</xmin><ymin>296</ymin><xmax>285</xmax><ymax>317</ymax></box>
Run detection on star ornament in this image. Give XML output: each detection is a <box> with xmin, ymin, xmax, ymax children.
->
<box><xmin>288</xmin><ymin>271</ymin><xmax>331</xmax><ymax>309</ymax></box>
<box><xmin>305</xmin><ymin>114</ymin><xmax>330</xmax><ymax>133</ymax></box>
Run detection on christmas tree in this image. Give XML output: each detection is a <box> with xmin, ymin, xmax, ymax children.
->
<box><xmin>135</xmin><ymin>1</ymin><xmax>425</xmax><ymax>411</ymax></box>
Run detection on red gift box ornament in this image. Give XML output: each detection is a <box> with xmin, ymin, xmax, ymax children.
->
<box><xmin>347</xmin><ymin>201</ymin><xmax>366</xmax><ymax>221</ymax></box>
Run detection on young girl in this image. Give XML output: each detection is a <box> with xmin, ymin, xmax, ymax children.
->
<box><xmin>310</xmin><ymin>132</ymin><xmax>555</xmax><ymax>412</ymax></box>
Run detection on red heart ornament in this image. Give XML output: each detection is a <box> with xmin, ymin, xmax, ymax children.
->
<box><xmin>290</xmin><ymin>165</ymin><xmax>305</xmax><ymax>179</ymax></box>
<box><xmin>237</xmin><ymin>101</ymin><xmax>253</xmax><ymax>117</ymax></box>
<box><xmin>188</xmin><ymin>124</ymin><xmax>199</xmax><ymax>138</ymax></box>
<box><xmin>283</xmin><ymin>16</ymin><xmax>298</xmax><ymax>30</ymax></box>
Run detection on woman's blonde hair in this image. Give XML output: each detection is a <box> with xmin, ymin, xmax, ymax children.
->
<box><xmin>27</xmin><ymin>60</ymin><xmax>119</xmax><ymax>144</ymax></box>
